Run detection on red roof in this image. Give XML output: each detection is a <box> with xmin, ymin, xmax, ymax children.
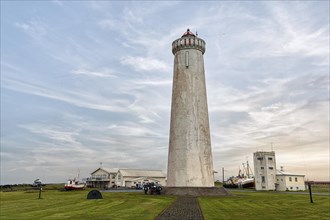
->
<box><xmin>182</xmin><ymin>28</ymin><xmax>195</xmax><ymax>37</ymax></box>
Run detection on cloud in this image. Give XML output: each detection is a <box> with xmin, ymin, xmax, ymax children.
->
<box><xmin>71</xmin><ymin>68</ymin><xmax>117</xmax><ymax>78</ymax></box>
<box><xmin>120</xmin><ymin>56</ymin><xmax>170</xmax><ymax>72</ymax></box>
<box><xmin>269</xmin><ymin>5</ymin><xmax>329</xmax><ymax>59</ymax></box>
<box><xmin>2</xmin><ymin>77</ymin><xmax>130</xmax><ymax>113</ymax></box>
<box><xmin>14</xmin><ymin>20</ymin><xmax>47</xmax><ymax>38</ymax></box>
<box><xmin>18</xmin><ymin>124</ymin><xmax>79</xmax><ymax>144</ymax></box>
<box><xmin>51</xmin><ymin>0</ymin><xmax>63</xmax><ymax>6</ymax></box>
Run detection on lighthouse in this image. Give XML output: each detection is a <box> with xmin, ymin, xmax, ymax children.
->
<box><xmin>167</xmin><ymin>29</ymin><xmax>214</xmax><ymax>187</ymax></box>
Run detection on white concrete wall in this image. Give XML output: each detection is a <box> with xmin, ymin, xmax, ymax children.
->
<box><xmin>89</xmin><ymin>169</ymin><xmax>116</xmax><ymax>188</ymax></box>
<box><xmin>167</xmin><ymin>36</ymin><xmax>214</xmax><ymax>187</ymax></box>
<box><xmin>276</xmin><ymin>175</ymin><xmax>287</xmax><ymax>191</ymax></box>
<box><xmin>92</xmin><ymin>169</ymin><xmax>109</xmax><ymax>178</ymax></box>
<box><xmin>276</xmin><ymin>176</ymin><xmax>305</xmax><ymax>191</ymax></box>
<box><xmin>254</xmin><ymin>152</ymin><xmax>277</xmax><ymax>190</ymax></box>
<box><xmin>129</xmin><ymin>177</ymin><xmax>166</xmax><ymax>187</ymax></box>
<box><xmin>118</xmin><ymin>173</ymin><xmax>167</xmax><ymax>187</ymax></box>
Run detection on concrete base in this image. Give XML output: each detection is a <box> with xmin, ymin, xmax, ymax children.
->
<box><xmin>162</xmin><ymin>187</ymin><xmax>229</xmax><ymax>196</ymax></box>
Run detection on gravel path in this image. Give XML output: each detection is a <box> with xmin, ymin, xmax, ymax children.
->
<box><xmin>155</xmin><ymin>197</ymin><xmax>204</xmax><ymax>220</ymax></box>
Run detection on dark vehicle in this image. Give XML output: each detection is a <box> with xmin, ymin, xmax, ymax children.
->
<box><xmin>143</xmin><ymin>182</ymin><xmax>162</xmax><ymax>195</ymax></box>
<box><xmin>135</xmin><ymin>183</ymin><xmax>143</xmax><ymax>189</ymax></box>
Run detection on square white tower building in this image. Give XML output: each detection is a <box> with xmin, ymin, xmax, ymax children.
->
<box><xmin>253</xmin><ymin>151</ymin><xmax>277</xmax><ymax>190</ymax></box>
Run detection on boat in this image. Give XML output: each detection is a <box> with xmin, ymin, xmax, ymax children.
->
<box><xmin>64</xmin><ymin>171</ymin><xmax>86</xmax><ymax>190</ymax></box>
<box><xmin>223</xmin><ymin>161</ymin><xmax>255</xmax><ymax>189</ymax></box>
<box><xmin>64</xmin><ymin>178</ymin><xmax>86</xmax><ymax>190</ymax></box>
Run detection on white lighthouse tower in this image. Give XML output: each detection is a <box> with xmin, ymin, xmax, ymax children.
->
<box><xmin>167</xmin><ymin>29</ymin><xmax>214</xmax><ymax>187</ymax></box>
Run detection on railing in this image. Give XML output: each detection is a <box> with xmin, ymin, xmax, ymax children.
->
<box><xmin>86</xmin><ymin>177</ymin><xmax>112</xmax><ymax>181</ymax></box>
<box><xmin>172</xmin><ymin>36</ymin><xmax>206</xmax><ymax>55</ymax></box>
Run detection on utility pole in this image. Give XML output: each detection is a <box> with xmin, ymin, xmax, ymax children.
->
<box><xmin>222</xmin><ymin>167</ymin><xmax>225</xmax><ymax>184</ymax></box>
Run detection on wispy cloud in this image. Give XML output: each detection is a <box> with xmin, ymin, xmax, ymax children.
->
<box><xmin>120</xmin><ymin>56</ymin><xmax>170</xmax><ymax>72</ymax></box>
<box><xmin>2</xmin><ymin>77</ymin><xmax>130</xmax><ymax>113</ymax></box>
<box><xmin>71</xmin><ymin>68</ymin><xmax>117</xmax><ymax>78</ymax></box>
<box><xmin>14</xmin><ymin>20</ymin><xmax>47</xmax><ymax>38</ymax></box>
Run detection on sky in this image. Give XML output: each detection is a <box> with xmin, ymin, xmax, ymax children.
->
<box><xmin>1</xmin><ymin>1</ymin><xmax>329</xmax><ymax>185</ymax></box>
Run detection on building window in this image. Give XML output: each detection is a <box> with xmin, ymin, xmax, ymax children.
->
<box><xmin>261</xmin><ymin>176</ymin><xmax>265</xmax><ymax>183</ymax></box>
<box><xmin>268</xmin><ymin>157</ymin><xmax>273</xmax><ymax>160</ymax></box>
<box><xmin>257</xmin><ymin>157</ymin><xmax>263</xmax><ymax>160</ymax></box>
<box><xmin>269</xmin><ymin>167</ymin><xmax>274</xmax><ymax>170</ymax></box>
<box><xmin>261</xmin><ymin>167</ymin><xmax>264</xmax><ymax>170</ymax></box>
<box><xmin>262</xmin><ymin>186</ymin><xmax>266</xmax><ymax>189</ymax></box>
<box><xmin>290</xmin><ymin>187</ymin><xmax>293</xmax><ymax>189</ymax></box>
<box><xmin>295</xmin><ymin>177</ymin><xmax>298</xmax><ymax>182</ymax></box>
<box><xmin>289</xmin><ymin>177</ymin><xmax>292</xmax><ymax>182</ymax></box>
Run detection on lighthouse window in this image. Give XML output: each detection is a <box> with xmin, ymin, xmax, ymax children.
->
<box><xmin>295</xmin><ymin>177</ymin><xmax>298</xmax><ymax>182</ymax></box>
<box><xmin>185</xmin><ymin>51</ymin><xmax>189</xmax><ymax>68</ymax></box>
<box><xmin>268</xmin><ymin>157</ymin><xmax>273</xmax><ymax>160</ymax></box>
<box><xmin>269</xmin><ymin>167</ymin><xmax>274</xmax><ymax>170</ymax></box>
<box><xmin>261</xmin><ymin>176</ymin><xmax>265</xmax><ymax>183</ymax></box>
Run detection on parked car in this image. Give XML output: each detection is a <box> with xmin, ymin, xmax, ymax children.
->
<box><xmin>143</xmin><ymin>182</ymin><xmax>162</xmax><ymax>195</ymax></box>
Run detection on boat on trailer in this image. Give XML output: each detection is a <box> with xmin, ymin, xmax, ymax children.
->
<box><xmin>64</xmin><ymin>178</ymin><xmax>85</xmax><ymax>190</ymax></box>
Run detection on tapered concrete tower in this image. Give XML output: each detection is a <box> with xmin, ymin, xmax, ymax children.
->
<box><xmin>167</xmin><ymin>29</ymin><xmax>214</xmax><ymax>187</ymax></box>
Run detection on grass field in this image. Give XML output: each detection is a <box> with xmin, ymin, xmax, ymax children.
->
<box><xmin>200</xmin><ymin>191</ymin><xmax>330</xmax><ymax>220</ymax></box>
<box><xmin>0</xmin><ymin>190</ymin><xmax>174</xmax><ymax>220</ymax></box>
<box><xmin>1</xmin><ymin>188</ymin><xmax>329</xmax><ymax>219</ymax></box>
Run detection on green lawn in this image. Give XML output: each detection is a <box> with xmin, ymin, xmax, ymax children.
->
<box><xmin>1</xmin><ymin>189</ymin><xmax>329</xmax><ymax>220</ymax></box>
<box><xmin>199</xmin><ymin>191</ymin><xmax>330</xmax><ymax>220</ymax></box>
<box><xmin>0</xmin><ymin>190</ymin><xmax>174</xmax><ymax>220</ymax></box>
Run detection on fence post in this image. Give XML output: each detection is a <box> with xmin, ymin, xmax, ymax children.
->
<box><xmin>308</xmin><ymin>182</ymin><xmax>313</xmax><ymax>203</ymax></box>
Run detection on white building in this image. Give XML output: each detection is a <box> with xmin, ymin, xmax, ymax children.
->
<box><xmin>276</xmin><ymin>167</ymin><xmax>305</xmax><ymax>191</ymax></box>
<box><xmin>253</xmin><ymin>151</ymin><xmax>277</xmax><ymax>190</ymax></box>
<box><xmin>116</xmin><ymin>169</ymin><xmax>166</xmax><ymax>188</ymax></box>
<box><xmin>254</xmin><ymin>151</ymin><xmax>306</xmax><ymax>191</ymax></box>
<box><xmin>86</xmin><ymin>168</ymin><xmax>118</xmax><ymax>189</ymax></box>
